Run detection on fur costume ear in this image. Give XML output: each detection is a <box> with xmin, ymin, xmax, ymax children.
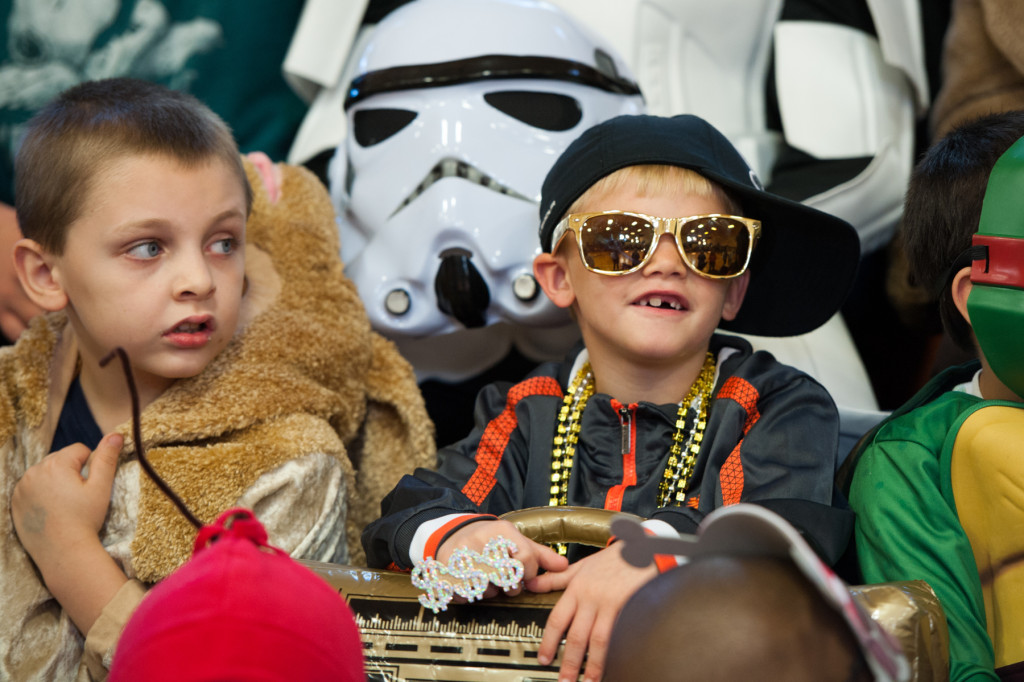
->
<box><xmin>13</xmin><ymin>239</ymin><xmax>68</xmax><ymax>312</ymax></box>
<box><xmin>533</xmin><ymin>251</ymin><xmax>576</xmax><ymax>309</ymax></box>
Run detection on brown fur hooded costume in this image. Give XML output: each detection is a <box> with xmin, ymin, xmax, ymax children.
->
<box><xmin>0</xmin><ymin>160</ymin><xmax>435</xmax><ymax>681</ymax></box>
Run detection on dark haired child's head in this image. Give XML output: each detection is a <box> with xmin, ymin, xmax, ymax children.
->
<box><xmin>605</xmin><ymin>504</ymin><xmax>910</xmax><ymax>681</ymax></box>
<box><xmin>604</xmin><ymin>555</ymin><xmax>872</xmax><ymax>682</ymax></box>
<box><xmin>13</xmin><ymin>78</ymin><xmax>251</xmax><ymax>409</ymax></box>
<box><xmin>901</xmin><ymin>110</ymin><xmax>1024</xmax><ymax>354</ymax></box>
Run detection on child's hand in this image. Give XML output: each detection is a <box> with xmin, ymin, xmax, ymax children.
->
<box><xmin>11</xmin><ymin>433</ymin><xmax>128</xmax><ymax>635</ymax></box>
<box><xmin>438</xmin><ymin>519</ymin><xmax>569</xmax><ymax>597</ymax></box>
<box><xmin>528</xmin><ymin>542</ymin><xmax>658</xmax><ymax>682</ymax></box>
<box><xmin>12</xmin><ymin>433</ymin><xmax>123</xmax><ymax>564</ymax></box>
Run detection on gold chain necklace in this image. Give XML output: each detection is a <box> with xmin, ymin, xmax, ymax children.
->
<box><xmin>549</xmin><ymin>352</ymin><xmax>717</xmax><ymax>512</ymax></box>
<box><xmin>658</xmin><ymin>352</ymin><xmax>717</xmax><ymax>507</ymax></box>
<box><xmin>549</xmin><ymin>362</ymin><xmax>595</xmax><ymax>507</ymax></box>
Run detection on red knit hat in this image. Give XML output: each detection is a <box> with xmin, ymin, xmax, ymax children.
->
<box><xmin>110</xmin><ymin>509</ymin><xmax>364</xmax><ymax>681</ymax></box>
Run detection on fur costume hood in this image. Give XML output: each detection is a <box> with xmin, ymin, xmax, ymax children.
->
<box><xmin>1</xmin><ymin>160</ymin><xmax>435</xmax><ymax>680</ymax></box>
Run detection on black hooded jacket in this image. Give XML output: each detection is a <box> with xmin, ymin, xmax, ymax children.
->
<box><xmin>363</xmin><ymin>334</ymin><xmax>853</xmax><ymax>569</ymax></box>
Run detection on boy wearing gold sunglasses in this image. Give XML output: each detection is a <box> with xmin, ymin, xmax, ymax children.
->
<box><xmin>363</xmin><ymin>114</ymin><xmax>860</xmax><ymax>682</ymax></box>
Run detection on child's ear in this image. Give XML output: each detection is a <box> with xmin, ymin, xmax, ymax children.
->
<box><xmin>533</xmin><ymin>252</ymin><xmax>576</xmax><ymax>309</ymax></box>
<box><xmin>13</xmin><ymin>239</ymin><xmax>69</xmax><ymax>312</ymax></box>
<box><xmin>720</xmin><ymin>270</ymin><xmax>751</xmax><ymax>322</ymax></box>
<box><xmin>950</xmin><ymin>266</ymin><xmax>973</xmax><ymax>324</ymax></box>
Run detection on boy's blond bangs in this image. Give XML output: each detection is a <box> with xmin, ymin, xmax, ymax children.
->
<box><xmin>567</xmin><ymin>165</ymin><xmax>742</xmax><ymax>216</ymax></box>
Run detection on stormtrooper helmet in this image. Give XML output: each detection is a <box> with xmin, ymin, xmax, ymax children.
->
<box><xmin>330</xmin><ymin>0</ymin><xmax>644</xmax><ymax>371</ymax></box>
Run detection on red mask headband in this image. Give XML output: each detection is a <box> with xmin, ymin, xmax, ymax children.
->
<box><xmin>970</xmin><ymin>234</ymin><xmax>1024</xmax><ymax>289</ymax></box>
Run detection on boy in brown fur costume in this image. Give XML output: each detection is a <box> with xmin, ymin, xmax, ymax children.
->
<box><xmin>2</xmin><ymin>78</ymin><xmax>433</xmax><ymax>681</ymax></box>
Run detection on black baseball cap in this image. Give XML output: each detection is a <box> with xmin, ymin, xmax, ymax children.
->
<box><xmin>538</xmin><ymin>114</ymin><xmax>860</xmax><ymax>337</ymax></box>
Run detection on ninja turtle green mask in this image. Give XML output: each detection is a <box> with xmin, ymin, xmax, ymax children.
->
<box><xmin>968</xmin><ymin>135</ymin><xmax>1024</xmax><ymax>398</ymax></box>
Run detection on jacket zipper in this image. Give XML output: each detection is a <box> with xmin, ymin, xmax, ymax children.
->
<box><xmin>605</xmin><ymin>402</ymin><xmax>637</xmax><ymax>511</ymax></box>
<box><xmin>619</xmin><ymin>405</ymin><xmax>631</xmax><ymax>455</ymax></box>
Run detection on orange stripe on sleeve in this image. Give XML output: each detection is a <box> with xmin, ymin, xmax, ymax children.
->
<box><xmin>715</xmin><ymin>377</ymin><xmax>761</xmax><ymax>506</ymax></box>
<box><xmin>423</xmin><ymin>516</ymin><xmax>481</xmax><ymax>560</ymax></box>
<box><xmin>461</xmin><ymin>376</ymin><xmax>563</xmax><ymax>505</ymax></box>
<box><xmin>636</xmin><ymin>526</ymin><xmax>680</xmax><ymax>573</ymax></box>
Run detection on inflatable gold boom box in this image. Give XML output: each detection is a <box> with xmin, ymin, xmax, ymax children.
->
<box><xmin>301</xmin><ymin>507</ymin><xmax>949</xmax><ymax>682</ymax></box>
<box><xmin>303</xmin><ymin>561</ymin><xmax>561</xmax><ymax>681</ymax></box>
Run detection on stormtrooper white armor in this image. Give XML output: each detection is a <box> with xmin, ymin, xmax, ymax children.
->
<box><xmin>548</xmin><ymin>0</ymin><xmax>927</xmax><ymax>254</ymax></box>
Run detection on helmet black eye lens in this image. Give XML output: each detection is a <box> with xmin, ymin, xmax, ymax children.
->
<box><xmin>484</xmin><ymin>91</ymin><xmax>582</xmax><ymax>131</ymax></box>
<box><xmin>352</xmin><ymin>108</ymin><xmax>418</xmax><ymax>147</ymax></box>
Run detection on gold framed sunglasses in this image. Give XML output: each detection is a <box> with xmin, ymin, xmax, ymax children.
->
<box><xmin>552</xmin><ymin>211</ymin><xmax>762</xmax><ymax>279</ymax></box>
